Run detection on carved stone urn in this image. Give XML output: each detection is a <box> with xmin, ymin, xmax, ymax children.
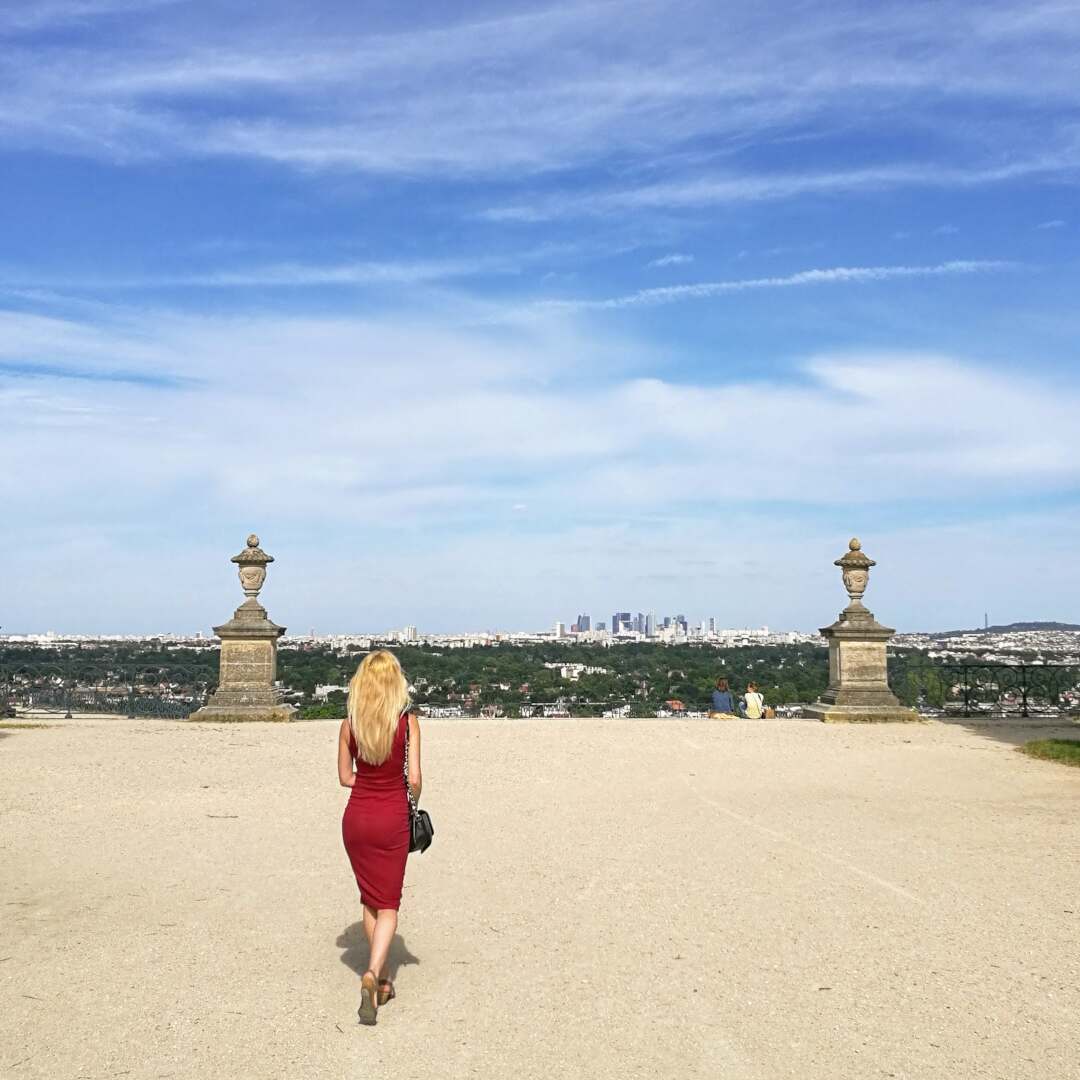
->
<box><xmin>234</xmin><ymin>534</ymin><xmax>272</xmax><ymax>600</ymax></box>
<box><xmin>836</xmin><ymin>537</ymin><xmax>874</xmax><ymax>617</ymax></box>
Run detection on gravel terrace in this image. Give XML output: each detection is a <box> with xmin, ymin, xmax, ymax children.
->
<box><xmin>2</xmin><ymin>715</ymin><xmax>1078</xmax><ymax>1080</ymax></box>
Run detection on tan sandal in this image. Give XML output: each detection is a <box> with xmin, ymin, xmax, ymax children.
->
<box><xmin>358</xmin><ymin>971</ymin><xmax>378</xmax><ymax>1025</ymax></box>
<box><xmin>377</xmin><ymin>978</ymin><xmax>396</xmax><ymax>1005</ymax></box>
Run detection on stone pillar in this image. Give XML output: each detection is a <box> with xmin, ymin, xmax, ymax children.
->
<box><xmin>188</xmin><ymin>535</ymin><xmax>296</xmax><ymax>722</ymax></box>
<box><xmin>804</xmin><ymin>538</ymin><xmax>918</xmax><ymax>723</ymax></box>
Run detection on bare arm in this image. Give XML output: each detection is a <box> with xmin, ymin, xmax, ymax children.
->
<box><xmin>337</xmin><ymin>719</ymin><xmax>356</xmax><ymax>787</ymax></box>
<box><xmin>407</xmin><ymin>712</ymin><xmax>423</xmax><ymax>801</ymax></box>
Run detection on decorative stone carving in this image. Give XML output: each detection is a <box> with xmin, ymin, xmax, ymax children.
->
<box><xmin>804</xmin><ymin>538</ymin><xmax>918</xmax><ymax>724</ymax></box>
<box><xmin>188</xmin><ymin>534</ymin><xmax>296</xmax><ymax>723</ymax></box>
<box><xmin>837</xmin><ymin>537</ymin><xmax>873</xmax><ymax>614</ymax></box>
<box><xmin>234</xmin><ymin>534</ymin><xmax>272</xmax><ymax>598</ymax></box>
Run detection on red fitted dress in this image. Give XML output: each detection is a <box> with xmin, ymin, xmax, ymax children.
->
<box><xmin>341</xmin><ymin>713</ymin><xmax>410</xmax><ymax>910</ymax></box>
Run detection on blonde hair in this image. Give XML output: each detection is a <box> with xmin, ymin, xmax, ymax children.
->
<box><xmin>347</xmin><ymin>650</ymin><xmax>409</xmax><ymax>765</ymax></box>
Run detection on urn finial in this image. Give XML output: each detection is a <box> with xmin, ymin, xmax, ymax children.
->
<box><xmin>230</xmin><ymin>534</ymin><xmax>275</xmax><ymax>601</ymax></box>
<box><xmin>834</xmin><ymin>536</ymin><xmax>876</xmax><ymax>616</ymax></box>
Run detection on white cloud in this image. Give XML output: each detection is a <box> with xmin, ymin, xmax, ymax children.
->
<box><xmin>647</xmin><ymin>253</ymin><xmax>694</xmax><ymax>268</ymax></box>
<box><xmin>1</xmin><ymin>256</ymin><xmax>522</xmax><ymax>292</ymax></box>
<box><xmin>0</xmin><ymin>0</ymin><xmax>179</xmax><ymax>33</ymax></box>
<box><xmin>3</xmin><ymin>297</ymin><xmax>1080</xmax><ymax>630</ymax></box>
<box><xmin>483</xmin><ymin>157</ymin><xmax>1080</xmax><ymax>221</ymax></box>
<box><xmin>1036</xmin><ymin>218</ymin><xmax>1066</xmax><ymax>229</ymax></box>
<box><xmin>1</xmin><ymin>0</ymin><xmax>1079</xmax><ymax>189</ymax></box>
<box><xmin>539</xmin><ymin>260</ymin><xmax>1014</xmax><ymax>311</ymax></box>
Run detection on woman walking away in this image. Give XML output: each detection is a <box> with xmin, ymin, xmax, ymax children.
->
<box><xmin>743</xmin><ymin>682</ymin><xmax>765</xmax><ymax>720</ymax></box>
<box><xmin>338</xmin><ymin>650</ymin><xmax>422</xmax><ymax>1025</ymax></box>
<box><xmin>710</xmin><ymin>678</ymin><xmax>737</xmax><ymax>718</ymax></box>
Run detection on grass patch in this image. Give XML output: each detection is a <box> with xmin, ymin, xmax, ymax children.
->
<box><xmin>0</xmin><ymin>722</ymin><xmax>54</xmax><ymax>730</ymax></box>
<box><xmin>1019</xmin><ymin>739</ymin><xmax>1080</xmax><ymax>768</ymax></box>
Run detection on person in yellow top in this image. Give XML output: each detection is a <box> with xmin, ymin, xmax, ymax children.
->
<box><xmin>742</xmin><ymin>682</ymin><xmax>765</xmax><ymax>719</ymax></box>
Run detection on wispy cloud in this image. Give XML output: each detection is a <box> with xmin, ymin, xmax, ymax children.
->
<box><xmin>1036</xmin><ymin>218</ymin><xmax>1066</xmax><ymax>229</ymax></box>
<box><xmin>0</xmin><ymin>0</ymin><xmax>179</xmax><ymax>34</ymax></box>
<box><xmin>482</xmin><ymin>158</ymin><xmax>1080</xmax><ymax>221</ymax></box>
<box><xmin>539</xmin><ymin>260</ymin><xmax>1015</xmax><ymax>311</ymax></box>
<box><xmin>3</xmin><ymin>301</ymin><xmax>1080</xmax><ymax>630</ymax></box>
<box><xmin>0</xmin><ymin>358</ymin><xmax>191</xmax><ymax>387</ymax></box>
<box><xmin>647</xmin><ymin>253</ymin><xmax>694</xmax><ymax>268</ymax></box>
<box><xmin>1</xmin><ymin>0</ymin><xmax>1079</xmax><ymax>189</ymax></box>
<box><xmin>21</xmin><ymin>256</ymin><xmax>522</xmax><ymax>291</ymax></box>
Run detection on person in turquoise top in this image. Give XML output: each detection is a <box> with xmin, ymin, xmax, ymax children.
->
<box><xmin>711</xmin><ymin>677</ymin><xmax>736</xmax><ymax>715</ymax></box>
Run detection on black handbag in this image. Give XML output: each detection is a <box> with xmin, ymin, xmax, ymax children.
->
<box><xmin>403</xmin><ymin>723</ymin><xmax>434</xmax><ymax>854</ymax></box>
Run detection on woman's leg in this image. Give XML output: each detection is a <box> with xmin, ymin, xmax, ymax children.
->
<box><xmin>367</xmin><ymin>908</ymin><xmax>398</xmax><ymax>979</ymax></box>
<box><xmin>362</xmin><ymin>903</ymin><xmax>377</xmax><ymax>951</ymax></box>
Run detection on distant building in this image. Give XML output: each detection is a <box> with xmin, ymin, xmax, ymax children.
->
<box><xmin>645</xmin><ymin>613</ymin><xmax>655</xmax><ymax>637</ymax></box>
<box><xmin>576</xmin><ymin>614</ymin><xmax>591</xmax><ymax>632</ymax></box>
<box><xmin>554</xmin><ymin>621</ymin><xmax>566</xmax><ymax>638</ymax></box>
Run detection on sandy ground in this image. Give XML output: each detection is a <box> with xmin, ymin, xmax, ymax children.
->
<box><xmin>1</xmin><ymin>715</ymin><xmax>1079</xmax><ymax>1080</ymax></box>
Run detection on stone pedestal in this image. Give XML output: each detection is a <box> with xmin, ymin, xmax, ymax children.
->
<box><xmin>804</xmin><ymin>538</ymin><xmax>918</xmax><ymax>724</ymax></box>
<box><xmin>189</xmin><ymin>536</ymin><xmax>296</xmax><ymax>723</ymax></box>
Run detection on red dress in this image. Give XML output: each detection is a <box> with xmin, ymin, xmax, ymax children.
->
<box><xmin>342</xmin><ymin>713</ymin><xmax>410</xmax><ymax>910</ymax></box>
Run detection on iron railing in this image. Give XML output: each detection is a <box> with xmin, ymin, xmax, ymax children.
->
<box><xmin>909</xmin><ymin>663</ymin><xmax>1080</xmax><ymax>718</ymax></box>
<box><xmin>0</xmin><ymin>661</ymin><xmax>209</xmax><ymax>720</ymax></box>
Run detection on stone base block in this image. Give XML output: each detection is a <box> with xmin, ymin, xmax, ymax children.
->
<box><xmin>804</xmin><ymin>703</ymin><xmax>921</xmax><ymax>724</ymax></box>
<box><xmin>188</xmin><ymin>704</ymin><xmax>296</xmax><ymax>723</ymax></box>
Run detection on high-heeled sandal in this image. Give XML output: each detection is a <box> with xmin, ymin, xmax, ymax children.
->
<box><xmin>358</xmin><ymin>970</ymin><xmax>378</xmax><ymax>1025</ymax></box>
<box><xmin>377</xmin><ymin>978</ymin><xmax>396</xmax><ymax>1005</ymax></box>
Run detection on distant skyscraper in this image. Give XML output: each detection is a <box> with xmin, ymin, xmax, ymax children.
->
<box><xmin>612</xmin><ymin>612</ymin><xmax>631</xmax><ymax>634</ymax></box>
<box><xmin>596</xmin><ymin>621</ymin><xmax>606</xmax><ymax>632</ymax></box>
<box><xmin>645</xmin><ymin>613</ymin><xmax>655</xmax><ymax>637</ymax></box>
<box><xmin>708</xmin><ymin>617</ymin><xmax>716</xmax><ymax>633</ymax></box>
<box><xmin>577</xmin><ymin>613</ymin><xmax>591</xmax><ymax>632</ymax></box>
<box><xmin>554</xmin><ymin>621</ymin><xmax>566</xmax><ymax>638</ymax></box>
<box><xmin>662</xmin><ymin>616</ymin><xmax>671</xmax><ymax>629</ymax></box>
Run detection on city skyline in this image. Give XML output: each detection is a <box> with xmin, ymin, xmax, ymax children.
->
<box><xmin>3</xmin><ymin>2</ymin><xmax>1080</xmax><ymax>632</ymax></box>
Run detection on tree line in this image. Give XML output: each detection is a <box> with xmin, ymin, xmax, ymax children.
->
<box><xmin>1</xmin><ymin>640</ymin><xmax>960</xmax><ymax>717</ymax></box>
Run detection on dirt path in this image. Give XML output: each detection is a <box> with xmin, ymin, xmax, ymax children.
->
<box><xmin>2</xmin><ymin>716</ymin><xmax>1078</xmax><ymax>1079</ymax></box>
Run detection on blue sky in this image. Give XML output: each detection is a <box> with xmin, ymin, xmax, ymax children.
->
<box><xmin>2</xmin><ymin>0</ymin><xmax>1079</xmax><ymax>634</ymax></box>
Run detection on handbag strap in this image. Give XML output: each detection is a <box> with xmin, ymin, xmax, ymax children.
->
<box><xmin>402</xmin><ymin>714</ymin><xmax>418</xmax><ymax>818</ymax></box>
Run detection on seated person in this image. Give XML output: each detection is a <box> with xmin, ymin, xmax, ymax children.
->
<box><xmin>743</xmin><ymin>682</ymin><xmax>765</xmax><ymax>719</ymax></box>
<box><xmin>710</xmin><ymin>678</ymin><xmax>736</xmax><ymax>717</ymax></box>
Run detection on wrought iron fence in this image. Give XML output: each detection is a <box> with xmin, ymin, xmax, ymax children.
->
<box><xmin>0</xmin><ymin>660</ymin><xmax>209</xmax><ymax>720</ymax></box>
<box><xmin>907</xmin><ymin>663</ymin><xmax>1080</xmax><ymax>718</ymax></box>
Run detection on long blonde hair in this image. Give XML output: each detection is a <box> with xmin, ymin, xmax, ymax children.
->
<box><xmin>347</xmin><ymin>650</ymin><xmax>409</xmax><ymax>765</ymax></box>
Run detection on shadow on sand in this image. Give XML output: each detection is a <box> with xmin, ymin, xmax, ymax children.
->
<box><xmin>337</xmin><ymin>923</ymin><xmax>420</xmax><ymax>982</ymax></box>
<box><xmin>933</xmin><ymin>715</ymin><xmax>1080</xmax><ymax>752</ymax></box>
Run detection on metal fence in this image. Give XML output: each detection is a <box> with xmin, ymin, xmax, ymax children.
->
<box><xmin>0</xmin><ymin>662</ymin><xmax>209</xmax><ymax>720</ymax></box>
<box><xmin>909</xmin><ymin>663</ymin><xmax>1080</xmax><ymax>718</ymax></box>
